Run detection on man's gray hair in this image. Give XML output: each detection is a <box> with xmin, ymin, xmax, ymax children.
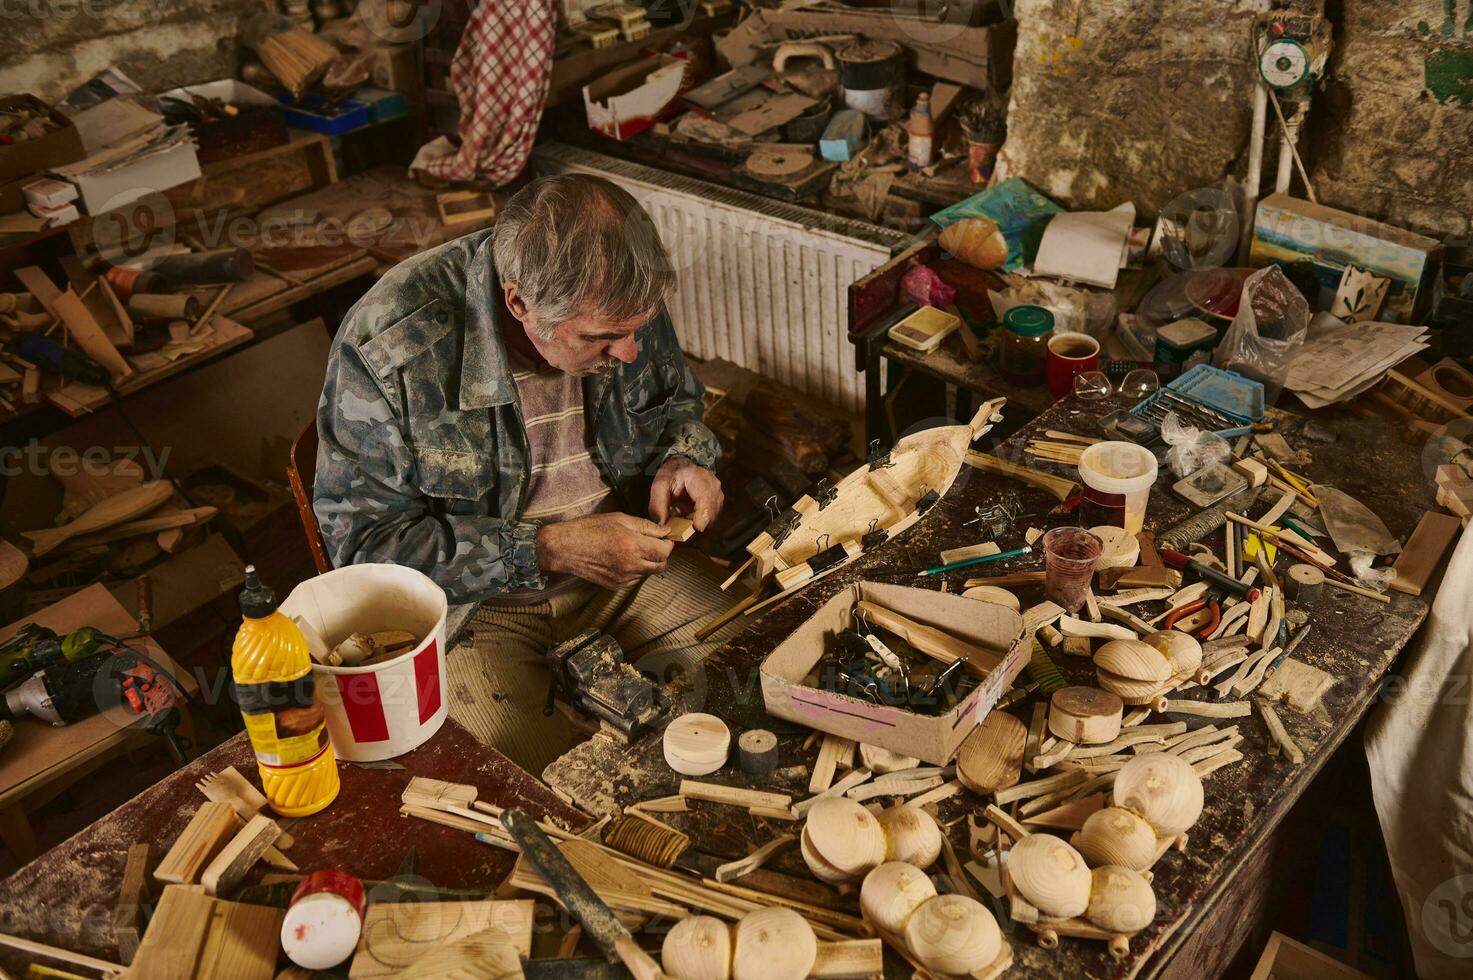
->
<box><xmin>492</xmin><ymin>174</ymin><xmax>675</xmax><ymax>332</ymax></box>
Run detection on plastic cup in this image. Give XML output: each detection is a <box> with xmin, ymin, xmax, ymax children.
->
<box><xmin>1078</xmin><ymin>441</ymin><xmax>1159</xmax><ymax>534</ymax></box>
<box><xmin>1043</xmin><ymin>527</ymin><xmax>1103</xmax><ymax>614</ymax></box>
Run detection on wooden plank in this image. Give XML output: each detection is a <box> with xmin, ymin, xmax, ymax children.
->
<box><xmin>155</xmin><ymin>801</ymin><xmax>242</xmax><ymax>885</ymax></box>
<box><xmin>1389</xmin><ymin>510</ymin><xmax>1461</xmax><ymax>595</ymax></box>
<box><xmin>201</xmin><ymin>814</ymin><xmax>281</xmax><ymax>897</ymax></box>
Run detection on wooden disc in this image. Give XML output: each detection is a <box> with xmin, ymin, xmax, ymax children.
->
<box><xmin>1090</xmin><ymin>526</ymin><xmax>1140</xmax><ymax>570</ymax></box>
<box><xmin>955</xmin><ymin>710</ymin><xmax>1027</xmax><ymax>794</ymax></box>
<box><xmin>663</xmin><ymin>713</ymin><xmax>731</xmax><ymax>776</ymax></box>
<box><xmin>1284</xmin><ymin>563</ymin><xmax>1324</xmax><ymax>600</ymax></box>
<box><xmin>1048</xmin><ymin>687</ymin><xmax>1124</xmax><ymax>745</ymax></box>
<box><xmin>738</xmin><ymin>729</ymin><xmax>779</xmax><ymax>776</ymax></box>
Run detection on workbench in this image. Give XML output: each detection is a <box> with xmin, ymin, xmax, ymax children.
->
<box><xmin>0</xmin><ymin>719</ymin><xmax>580</xmax><ymax>973</ymax></box>
<box><xmin>544</xmin><ymin>395</ymin><xmax>1434</xmax><ymax>979</ymax></box>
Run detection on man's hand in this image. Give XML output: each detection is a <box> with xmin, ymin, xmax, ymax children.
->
<box><xmin>649</xmin><ymin>457</ymin><xmax>725</xmax><ymax>530</ymax></box>
<box><xmin>537</xmin><ymin>513</ymin><xmax>674</xmax><ymax>590</ymax></box>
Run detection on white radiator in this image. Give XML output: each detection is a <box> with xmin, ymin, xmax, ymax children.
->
<box><xmin>534</xmin><ymin>143</ymin><xmax>908</xmax><ymax>413</ymax></box>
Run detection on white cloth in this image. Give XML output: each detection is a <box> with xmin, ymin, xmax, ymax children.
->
<box><xmin>1365</xmin><ymin>525</ymin><xmax>1473</xmax><ymax>977</ymax></box>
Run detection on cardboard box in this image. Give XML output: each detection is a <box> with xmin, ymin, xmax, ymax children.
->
<box><xmin>0</xmin><ymin>94</ymin><xmax>86</xmax><ymax>184</ymax></box>
<box><xmin>160</xmin><ymin>79</ymin><xmax>286</xmax><ymax>164</ymax></box>
<box><xmin>62</xmin><ymin>136</ymin><xmax>201</xmax><ymax>215</ymax></box>
<box><xmin>584</xmin><ymin>54</ymin><xmax>689</xmax><ymax>141</ymax></box>
<box><xmin>760</xmin><ymin>581</ymin><xmax>1030</xmax><ymax>765</ymax></box>
<box><xmin>1250</xmin><ymin>193</ymin><xmax>1441</xmax><ymax>322</ymax></box>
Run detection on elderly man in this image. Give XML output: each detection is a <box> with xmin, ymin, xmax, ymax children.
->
<box><xmin>314</xmin><ymin>174</ymin><xmax>733</xmax><ymax>773</ymax></box>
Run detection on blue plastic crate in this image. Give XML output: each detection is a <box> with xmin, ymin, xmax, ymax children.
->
<box><xmin>278</xmin><ymin>96</ymin><xmax>370</xmax><ymax>135</ymax></box>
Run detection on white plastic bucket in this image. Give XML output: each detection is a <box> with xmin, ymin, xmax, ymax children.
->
<box><xmin>1078</xmin><ymin>441</ymin><xmax>1159</xmax><ymax>534</ymax></box>
<box><xmin>281</xmin><ymin>564</ymin><xmax>449</xmax><ymax>762</ymax></box>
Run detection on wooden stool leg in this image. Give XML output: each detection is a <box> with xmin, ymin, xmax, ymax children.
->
<box><xmin>0</xmin><ymin>803</ymin><xmax>38</xmax><ymax>864</ymax></box>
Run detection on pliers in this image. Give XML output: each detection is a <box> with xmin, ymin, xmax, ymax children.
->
<box><xmin>1163</xmin><ymin>597</ymin><xmax>1222</xmax><ymax>639</ymax></box>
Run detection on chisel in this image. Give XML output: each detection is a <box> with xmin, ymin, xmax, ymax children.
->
<box><xmin>501</xmin><ymin>809</ymin><xmax>667</xmax><ymax>980</ymax></box>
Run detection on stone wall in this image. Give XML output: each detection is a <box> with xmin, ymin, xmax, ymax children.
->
<box><xmin>1313</xmin><ymin>2</ymin><xmax>1473</xmax><ymax>240</ymax></box>
<box><xmin>999</xmin><ymin>0</ymin><xmax>1473</xmax><ymax>240</ymax></box>
<box><xmin>997</xmin><ymin>0</ymin><xmax>1270</xmax><ymax>217</ymax></box>
<box><xmin>0</xmin><ymin>0</ymin><xmax>261</xmax><ymax>103</ymax></box>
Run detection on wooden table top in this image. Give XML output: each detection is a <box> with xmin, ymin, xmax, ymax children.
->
<box><xmin>0</xmin><ymin>719</ymin><xmax>582</xmax><ymax>969</ymax></box>
<box><xmin>544</xmin><ymin>394</ymin><xmax>1434</xmax><ymax>979</ymax></box>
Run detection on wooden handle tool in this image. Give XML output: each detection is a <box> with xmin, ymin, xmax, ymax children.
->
<box><xmin>854</xmin><ymin>601</ymin><xmax>1002</xmax><ymax>677</ymax></box>
<box><xmin>501</xmin><ymin>808</ymin><xmax>668</xmax><ymax>980</ymax></box>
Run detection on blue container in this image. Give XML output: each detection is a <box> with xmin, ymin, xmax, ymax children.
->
<box><xmin>278</xmin><ymin>96</ymin><xmax>370</xmax><ymax>135</ymax></box>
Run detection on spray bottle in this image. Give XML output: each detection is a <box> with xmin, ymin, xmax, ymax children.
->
<box><xmin>233</xmin><ymin>565</ymin><xmax>339</xmax><ymax>816</ymax></box>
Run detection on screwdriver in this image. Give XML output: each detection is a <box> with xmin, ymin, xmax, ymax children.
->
<box><xmin>1161</xmin><ymin>548</ymin><xmax>1261</xmax><ymax>601</ymax></box>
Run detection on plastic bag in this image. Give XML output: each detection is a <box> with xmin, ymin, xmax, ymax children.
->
<box><xmin>1160</xmin><ymin>412</ymin><xmax>1230</xmax><ymax>477</ymax></box>
<box><xmin>901</xmin><ymin>265</ymin><xmax>956</xmax><ymax>309</ymax></box>
<box><xmin>988</xmin><ymin>279</ymin><xmax>1115</xmax><ymax>339</ymax></box>
<box><xmin>1212</xmin><ymin>265</ymin><xmax>1309</xmax><ymax>406</ymax></box>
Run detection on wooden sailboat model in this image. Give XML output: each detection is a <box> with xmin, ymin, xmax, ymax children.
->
<box><xmin>749</xmin><ymin>399</ymin><xmax>1007</xmax><ymax>589</ymax></box>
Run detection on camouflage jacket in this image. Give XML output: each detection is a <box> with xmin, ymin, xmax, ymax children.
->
<box><xmin>313</xmin><ymin>228</ymin><xmax>719</xmax><ymax>604</ymax></box>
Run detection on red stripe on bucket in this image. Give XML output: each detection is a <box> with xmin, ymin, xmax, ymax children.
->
<box><xmin>414</xmin><ymin>639</ymin><xmax>441</xmax><ymax>724</ymax></box>
<box><xmin>335</xmin><ymin>671</ymin><xmax>390</xmax><ymax>743</ymax></box>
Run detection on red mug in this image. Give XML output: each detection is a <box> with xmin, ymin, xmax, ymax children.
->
<box><xmin>1046</xmin><ymin>333</ymin><xmax>1101</xmax><ymax>398</ymax></box>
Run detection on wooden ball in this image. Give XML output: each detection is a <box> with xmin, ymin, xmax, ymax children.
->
<box><xmin>904</xmin><ymin>894</ymin><xmax>1003</xmax><ymax>975</ymax></box>
<box><xmin>732</xmin><ymin>908</ymin><xmax>816</xmax><ymax>980</ymax></box>
<box><xmin>662</xmin><ymin>915</ymin><xmax>732</xmax><ymax>980</ymax></box>
<box><xmin>1086</xmin><ymin>865</ymin><xmax>1156</xmax><ymax>933</ymax></box>
<box><xmin>1073</xmin><ymin>807</ymin><xmax>1158</xmax><ymax>870</ymax></box>
<box><xmin>804</xmin><ymin>797</ymin><xmax>886</xmax><ymax>877</ymax></box>
<box><xmin>961</xmin><ymin>585</ymin><xmax>1021</xmax><ymax>611</ymax></box>
<box><xmin>1114</xmin><ymin>753</ymin><xmax>1203</xmax><ymax>837</ymax></box>
<box><xmin>1142</xmin><ymin>630</ymin><xmax>1202</xmax><ymax>677</ymax></box>
<box><xmin>1094</xmin><ymin>639</ymin><xmax>1173</xmax><ymax>684</ymax></box>
<box><xmin>876</xmin><ymin>804</ymin><xmax>942</xmax><ymax>869</ymax></box>
<box><xmin>1006</xmin><ymin>833</ymin><xmax>1091</xmax><ymax>919</ymax></box>
<box><xmin>799</xmin><ymin>826</ymin><xmax>853</xmax><ymax>886</ymax></box>
<box><xmin>860</xmin><ymin>861</ymin><xmax>937</xmax><ymax>934</ymax></box>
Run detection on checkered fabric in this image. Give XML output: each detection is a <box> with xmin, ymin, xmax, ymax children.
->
<box><xmin>416</xmin><ymin>0</ymin><xmax>558</xmax><ymax>185</ymax></box>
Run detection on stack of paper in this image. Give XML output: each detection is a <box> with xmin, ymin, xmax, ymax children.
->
<box><xmin>1032</xmin><ymin>204</ymin><xmax>1136</xmax><ymax>290</ymax></box>
<box><xmin>1285</xmin><ymin>315</ymin><xmax>1430</xmax><ymax>408</ymax></box>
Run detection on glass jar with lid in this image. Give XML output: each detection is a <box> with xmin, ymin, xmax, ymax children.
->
<box><xmin>998</xmin><ymin>305</ymin><xmax>1054</xmax><ymax>384</ymax></box>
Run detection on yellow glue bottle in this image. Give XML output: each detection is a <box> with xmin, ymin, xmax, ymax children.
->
<box><xmin>233</xmin><ymin>565</ymin><xmax>339</xmax><ymax>816</ymax></box>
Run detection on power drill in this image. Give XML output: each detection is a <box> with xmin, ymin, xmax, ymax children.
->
<box><xmin>0</xmin><ymin>632</ymin><xmax>192</xmax><ymax>765</ymax></box>
<box><xmin>0</xmin><ymin>623</ymin><xmax>109</xmax><ymax>689</ymax></box>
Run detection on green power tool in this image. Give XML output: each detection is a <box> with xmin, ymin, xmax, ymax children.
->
<box><xmin>0</xmin><ymin>623</ymin><xmax>111</xmax><ymax>690</ymax></box>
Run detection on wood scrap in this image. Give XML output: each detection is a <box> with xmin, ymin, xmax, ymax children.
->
<box><xmin>1159</xmin><ymin>699</ymin><xmax>1252</xmax><ymax>718</ymax></box>
<box><xmin>1258</xmin><ymin>701</ymin><xmax>1304</xmax><ymax>764</ymax></box>
<box><xmin>201</xmin><ymin>814</ymin><xmax>282</xmax><ymax>897</ymax></box>
<box><xmin>1022</xmin><ymin>793</ymin><xmax>1105</xmax><ymax>831</ymax></box>
<box><xmin>715</xmin><ymin>835</ymin><xmax>797</xmax><ymax>882</ymax></box>
<box><xmin>196</xmin><ymin>765</ymin><xmax>295</xmax><ymax>858</ymax></box>
<box><xmin>402</xmin><ymin>776</ymin><xmax>478</xmax><ymax>810</ymax></box>
<box><xmin>680</xmin><ymin>780</ymin><xmax>791</xmax><ymax>811</ymax></box>
<box><xmin>1258</xmin><ymin>658</ymin><xmax>1334</xmax><ymax>713</ymax></box>
<box><xmin>154</xmin><ymin>801</ymin><xmax>242</xmax><ymax>885</ymax></box>
<box><xmin>113</xmin><ymin>842</ymin><xmax>154</xmax><ymax>964</ymax></box>
<box><xmin>1390</xmin><ymin>511</ymin><xmax>1461</xmax><ymax>595</ymax></box>
<box><xmin>809</xmin><ymin>733</ymin><xmax>855</xmax><ymax>794</ymax></box>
